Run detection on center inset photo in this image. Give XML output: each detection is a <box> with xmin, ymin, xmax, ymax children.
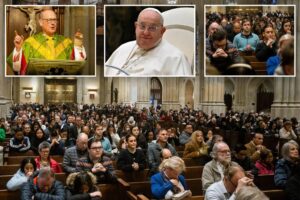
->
<box><xmin>104</xmin><ymin>5</ymin><xmax>196</xmax><ymax>77</ymax></box>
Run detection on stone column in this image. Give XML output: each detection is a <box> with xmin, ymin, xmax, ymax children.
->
<box><xmin>201</xmin><ymin>77</ymin><xmax>226</xmax><ymax>114</ymax></box>
<box><xmin>161</xmin><ymin>78</ymin><xmax>181</xmax><ymax>110</ymax></box>
<box><xmin>136</xmin><ymin>78</ymin><xmax>151</xmax><ymax>109</ymax></box>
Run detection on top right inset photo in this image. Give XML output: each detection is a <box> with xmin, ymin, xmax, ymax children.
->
<box><xmin>204</xmin><ymin>5</ymin><xmax>295</xmax><ymax>77</ymax></box>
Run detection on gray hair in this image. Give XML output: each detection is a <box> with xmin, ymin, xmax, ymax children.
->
<box><xmin>281</xmin><ymin>140</ymin><xmax>299</xmax><ymax>161</ymax></box>
<box><xmin>138</xmin><ymin>8</ymin><xmax>164</xmax><ymax>25</ymax></box>
<box><xmin>38</xmin><ymin>141</ymin><xmax>51</xmax><ymax>152</ymax></box>
<box><xmin>38</xmin><ymin>167</ymin><xmax>55</xmax><ymax>179</ymax></box>
<box><xmin>236</xmin><ymin>186</ymin><xmax>269</xmax><ymax>200</ymax></box>
<box><xmin>210</xmin><ymin>141</ymin><xmax>228</xmax><ymax>159</ymax></box>
<box><xmin>159</xmin><ymin>156</ymin><xmax>186</xmax><ymax>173</ymax></box>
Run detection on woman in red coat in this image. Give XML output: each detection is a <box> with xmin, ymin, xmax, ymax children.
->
<box><xmin>35</xmin><ymin>141</ymin><xmax>62</xmax><ymax>173</ymax></box>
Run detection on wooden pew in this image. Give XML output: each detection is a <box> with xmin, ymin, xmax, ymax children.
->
<box><xmin>0</xmin><ymin>189</ymin><xmax>20</xmax><ymax>200</ymax></box>
<box><xmin>183</xmin><ymin>158</ymin><xmax>202</xmax><ymax>167</ymax></box>
<box><xmin>5</xmin><ymin>155</ymin><xmax>63</xmax><ymax>165</ymax></box>
<box><xmin>183</xmin><ymin>166</ymin><xmax>204</xmax><ymax>179</ymax></box>
<box><xmin>0</xmin><ymin>163</ymin><xmax>63</xmax><ymax>175</ymax></box>
<box><xmin>250</xmin><ymin>61</ymin><xmax>267</xmax><ymax>75</ymax></box>
<box><xmin>254</xmin><ymin>175</ymin><xmax>277</xmax><ymax>190</ymax></box>
<box><xmin>263</xmin><ymin>189</ymin><xmax>286</xmax><ymax>200</ymax></box>
<box><xmin>0</xmin><ymin>173</ymin><xmax>67</xmax><ymax>190</ymax></box>
<box><xmin>121</xmin><ymin>178</ymin><xmax>203</xmax><ymax>200</ymax></box>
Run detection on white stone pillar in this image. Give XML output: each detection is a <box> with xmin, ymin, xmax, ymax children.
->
<box><xmin>136</xmin><ymin>78</ymin><xmax>151</xmax><ymax>109</ymax></box>
<box><xmin>201</xmin><ymin>77</ymin><xmax>226</xmax><ymax>115</ymax></box>
<box><xmin>161</xmin><ymin>78</ymin><xmax>181</xmax><ymax>110</ymax></box>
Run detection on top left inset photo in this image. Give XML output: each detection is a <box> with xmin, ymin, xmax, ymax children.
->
<box><xmin>5</xmin><ymin>5</ymin><xmax>96</xmax><ymax>77</ymax></box>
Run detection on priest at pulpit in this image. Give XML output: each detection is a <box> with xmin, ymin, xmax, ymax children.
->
<box><xmin>7</xmin><ymin>8</ymin><xmax>87</xmax><ymax>75</ymax></box>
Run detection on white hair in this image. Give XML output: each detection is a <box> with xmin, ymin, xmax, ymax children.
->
<box><xmin>138</xmin><ymin>7</ymin><xmax>164</xmax><ymax>25</ymax></box>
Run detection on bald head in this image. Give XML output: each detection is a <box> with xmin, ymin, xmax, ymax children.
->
<box><xmin>161</xmin><ymin>148</ymin><xmax>172</xmax><ymax>160</ymax></box>
<box><xmin>208</xmin><ymin>22</ymin><xmax>221</xmax><ymax>36</ymax></box>
<box><xmin>76</xmin><ymin>133</ymin><xmax>88</xmax><ymax>151</ymax></box>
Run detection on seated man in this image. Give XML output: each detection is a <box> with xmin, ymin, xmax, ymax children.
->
<box><xmin>205</xmin><ymin>165</ymin><xmax>256</xmax><ymax>200</ymax></box>
<box><xmin>76</xmin><ymin>138</ymin><xmax>117</xmax><ymax>184</ymax></box>
<box><xmin>244</xmin><ymin>133</ymin><xmax>267</xmax><ymax>163</ymax></box>
<box><xmin>105</xmin><ymin>7</ymin><xmax>191</xmax><ymax>76</ymax></box>
<box><xmin>62</xmin><ymin>133</ymin><xmax>88</xmax><ymax>173</ymax></box>
<box><xmin>21</xmin><ymin>167</ymin><xmax>65</xmax><ymax>200</ymax></box>
<box><xmin>202</xmin><ymin>142</ymin><xmax>238</xmax><ymax>192</ymax></box>
<box><xmin>206</xmin><ymin>28</ymin><xmax>241</xmax><ymax>74</ymax></box>
<box><xmin>233</xmin><ymin>18</ymin><xmax>259</xmax><ymax>53</ymax></box>
<box><xmin>148</xmin><ymin>129</ymin><xmax>178</xmax><ymax>176</ymax></box>
<box><xmin>7</xmin><ymin>8</ymin><xmax>86</xmax><ymax>75</ymax></box>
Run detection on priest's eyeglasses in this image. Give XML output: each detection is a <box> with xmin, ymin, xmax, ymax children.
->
<box><xmin>136</xmin><ymin>22</ymin><xmax>162</xmax><ymax>32</ymax></box>
<box><xmin>42</xmin><ymin>18</ymin><xmax>58</xmax><ymax>23</ymax></box>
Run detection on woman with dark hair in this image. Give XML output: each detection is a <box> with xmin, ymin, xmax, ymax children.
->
<box><xmin>65</xmin><ymin>171</ymin><xmax>102</xmax><ymax>200</ymax></box>
<box><xmin>6</xmin><ymin>157</ymin><xmax>37</xmax><ymax>191</ymax></box>
<box><xmin>117</xmin><ymin>134</ymin><xmax>146</xmax><ymax>172</ymax></box>
<box><xmin>278</xmin><ymin>18</ymin><xmax>292</xmax><ymax>39</ymax></box>
<box><xmin>30</xmin><ymin>127</ymin><xmax>48</xmax><ymax>154</ymax></box>
<box><xmin>130</xmin><ymin>126</ymin><xmax>147</xmax><ymax>154</ymax></box>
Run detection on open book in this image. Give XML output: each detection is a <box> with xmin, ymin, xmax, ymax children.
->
<box><xmin>172</xmin><ymin>190</ymin><xmax>192</xmax><ymax>200</ymax></box>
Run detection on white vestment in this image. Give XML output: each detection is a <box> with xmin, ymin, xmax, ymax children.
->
<box><xmin>105</xmin><ymin>39</ymin><xmax>192</xmax><ymax>76</ymax></box>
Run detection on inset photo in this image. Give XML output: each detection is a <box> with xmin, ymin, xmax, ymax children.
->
<box><xmin>5</xmin><ymin>5</ymin><xmax>96</xmax><ymax>76</ymax></box>
<box><xmin>104</xmin><ymin>5</ymin><xmax>195</xmax><ymax>77</ymax></box>
<box><xmin>204</xmin><ymin>5</ymin><xmax>295</xmax><ymax>77</ymax></box>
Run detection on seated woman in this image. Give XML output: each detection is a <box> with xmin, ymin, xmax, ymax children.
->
<box><xmin>35</xmin><ymin>141</ymin><xmax>62</xmax><ymax>173</ymax></box>
<box><xmin>48</xmin><ymin>129</ymin><xmax>65</xmax><ymax>155</ymax></box>
<box><xmin>116</xmin><ymin>134</ymin><xmax>146</xmax><ymax>172</ymax></box>
<box><xmin>279</xmin><ymin>121</ymin><xmax>297</xmax><ymax>140</ymax></box>
<box><xmin>65</xmin><ymin>171</ymin><xmax>102</xmax><ymax>200</ymax></box>
<box><xmin>275</xmin><ymin>140</ymin><xmax>300</xmax><ymax>188</ymax></box>
<box><xmin>131</xmin><ymin>126</ymin><xmax>148</xmax><ymax>155</ymax></box>
<box><xmin>255</xmin><ymin>24</ymin><xmax>277</xmax><ymax>62</ymax></box>
<box><xmin>183</xmin><ymin>130</ymin><xmax>208</xmax><ymax>161</ymax></box>
<box><xmin>9</xmin><ymin>127</ymin><xmax>31</xmax><ymax>153</ymax></box>
<box><xmin>255</xmin><ymin>149</ymin><xmax>274</xmax><ymax>175</ymax></box>
<box><xmin>31</xmin><ymin>127</ymin><xmax>48</xmax><ymax>154</ymax></box>
<box><xmin>6</xmin><ymin>157</ymin><xmax>37</xmax><ymax>191</ymax></box>
<box><xmin>151</xmin><ymin>156</ymin><xmax>192</xmax><ymax>199</ymax></box>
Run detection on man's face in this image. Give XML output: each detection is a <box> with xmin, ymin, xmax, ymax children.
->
<box><xmin>158</xmin><ymin>130</ymin><xmax>168</xmax><ymax>143</ymax></box>
<box><xmin>135</xmin><ymin>10</ymin><xmax>165</xmax><ymax>50</ymax></box>
<box><xmin>226</xmin><ymin>169</ymin><xmax>245</xmax><ymax>193</ymax></box>
<box><xmin>263</xmin><ymin>27</ymin><xmax>274</xmax><ymax>40</ymax></box>
<box><xmin>185</xmin><ymin>125</ymin><xmax>193</xmax><ymax>134</ymax></box>
<box><xmin>38</xmin><ymin>175</ymin><xmax>54</xmax><ymax>193</ymax></box>
<box><xmin>213</xmin><ymin>38</ymin><xmax>227</xmax><ymax>50</ymax></box>
<box><xmin>76</xmin><ymin>136</ymin><xmax>88</xmax><ymax>151</ymax></box>
<box><xmin>95</xmin><ymin>126</ymin><xmax>104</xmax><ymax>137</ymax></box>
<box><xmin>39</xmin><ymin>10</ymin><xmax>57</xmax><ymax>36</ymax></box>
<box><xmin>233</xmin><ymin>23</ymin><xmax>241</xmax><ymax>34</ymax></box>
<box><xmin>242</xmin><ymin>21</ymin><xmax>251</xmax><ymax>33</ymax></box>
<box><xmin>216</xmin><ymin>143</ymin><xmax>231</xmax><ymax>164</ymax></box>
<box><xmin>253</xmin><ymin>134</ymin><xmax>263</xmax><ymax>145</ymax></box>
<box><xmin>208</xmin><ymin>22</ymin><xmax>220</xmax><ymax>36</ymax></box>
<box><xmin>89</xmin><ymin>141</ymin><xmax>103</xmax><ymax>160</ymax></box>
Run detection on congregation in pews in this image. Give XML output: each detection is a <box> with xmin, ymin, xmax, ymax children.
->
<box><xmin>0</xmin><ymin>103</ymin><xmax>300</xmax><ymax>199</ymax></box>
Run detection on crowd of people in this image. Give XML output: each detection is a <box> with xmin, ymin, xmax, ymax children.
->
<box><xmin>205</xmin><ymin>10</ymin><xmax>295</xmax><ymax>75</ymax></box>
<box><xmin>0</xmin><ymin>103</ymin><xmax>300</xmax><ymax>199</ymax></box>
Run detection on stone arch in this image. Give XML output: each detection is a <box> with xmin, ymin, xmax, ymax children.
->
<box><xmin>224</xmin><ymin>78</ymin><xmax>235</xmax><ymax>111</ymax></box>
<box><xmin>150</xmin><ymin>78</ymin><xmax>162</xmax><ymax>105</ymax></box>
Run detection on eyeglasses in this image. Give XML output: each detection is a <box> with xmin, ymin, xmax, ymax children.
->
<box><xmin>42</xmin><ymin>18</ymin><xmax>58</xmax><ymax>24</ymax></box>
<box><xmin>136</xmin><ymin>22</ymin><xmax>162</xmax><ymax>32</ymax></box>
<box><xmin>90</xmin><ymin>146</ymin><xmax>103</xmax><ymax>150</ymax></box>
<box><xmin>218</xmin><ymin>150</ymin><xmax>231</xmax><ymax>154</ymax></box>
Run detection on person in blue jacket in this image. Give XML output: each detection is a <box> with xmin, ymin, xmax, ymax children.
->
<box><xmin>6</xmin><ymin>157</ymin><xmax>37</xmax><ymax>191</ymax></box>
<box><xmin>151</xmin><ymin>156</ymin><xmax>192</xmax><ymax>199</ymax></box>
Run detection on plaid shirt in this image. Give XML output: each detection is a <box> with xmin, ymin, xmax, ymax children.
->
<box><xmin>76</xmin><ymin>155</ymin><xmax>117</xmax><ymax>184</ymax></box>
<box><xmin>62</xmin><ymin>146</ymin><xmax>88</xmax><ymax>173</ymax></box>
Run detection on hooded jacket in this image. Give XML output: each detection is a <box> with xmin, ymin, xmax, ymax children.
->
<box><xmin>65</xmin><ymin>172</ymin><xmax>101</xmax><ymax>200</ymax></box>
